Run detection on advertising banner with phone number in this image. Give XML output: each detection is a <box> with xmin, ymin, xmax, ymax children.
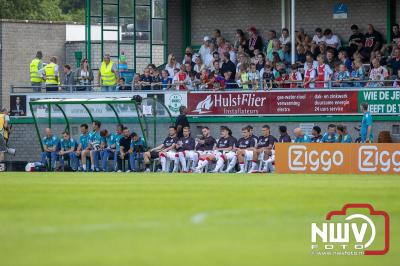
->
<box><xmin>187</xmin><ymin>89</ymin><xmax>400</xmax><ymax>116</ymax></box>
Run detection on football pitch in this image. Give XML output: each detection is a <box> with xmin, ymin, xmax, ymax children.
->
<box><xmin>0</xmin><ymin>172</ymin><xmax>398</xmax><ymax>266</ymax></box>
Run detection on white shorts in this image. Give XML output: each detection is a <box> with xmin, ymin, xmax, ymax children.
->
<box><xmin>224</xmin><ymin>151</ymin><xmax>236</xmax><ymax>161</ymax></box>
<box><xmin>177</xmin><ymin>150</ymin><xmax>196</xmax><ymax>160</ymax></box>
<box><xmin>160</xmin><ymin>150</ymin><xmax>176</xmax><ymax>160</ymax></box>
<box><xmin>245</xmin><ymin>150</ymin><xmax>254</xmax><ymax>161</ymax></box>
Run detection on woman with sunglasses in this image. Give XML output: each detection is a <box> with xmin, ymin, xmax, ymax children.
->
<box><xmin>165</xmin><ymin>54</ymin><xmax>181</xmax><ymax>78</ymax></box>
<box><xmin>76</xmin><ymin>58</ymin><xmax>94</xmax><ymax>91</ymax></box>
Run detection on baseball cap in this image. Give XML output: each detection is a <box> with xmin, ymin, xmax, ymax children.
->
<box><xmin>248</xmin><ymin>27</ymin><xmax>257</xmax><ymax>33</ymax></box>
<box><xmin>203</xmin><ymin>36</ymin><xmax>211</xmax><ymax>42</ymax></box>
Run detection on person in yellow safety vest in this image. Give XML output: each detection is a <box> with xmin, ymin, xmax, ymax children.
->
<box><xmin>30</xmin><ymin>51</ymin><xmax>43</xmax><ymax>92</ymax></box>
<box><xmin>98</xmin><ymin>53</ymin><xmax>119</xmax><ymax>92</ymax></box>
<box><xmin>0</xmin><ymin>111</ymin><xmax>9</xmax><ymax>162</ymax></box>
<box><xmin>39</xmin><ymin>56</ymin><xmax>60</xmax><ymax>92</ymax></box>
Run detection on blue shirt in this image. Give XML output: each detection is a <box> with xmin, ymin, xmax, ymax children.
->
<box><xmin>60</xmin><ymin>138</ymin><xmax>76</xmax><ymax>151</ymax></box>
<box><xmin>361</xmin><ymin>111</ymin><xmax>373</xmax><ymax>142</ymax></box>
<box><xmin>294</xmin><ymin>134</ymin><xmax>311</xmax><ymax>143</ymax></box>
<box><xmin>42</xmin><ymin>135</ymin><xmax>59</xmax><ymax>149</ymax></box>
<box><xmin>321</xmin><ymin>133</ymin><xmax>339</xmax><ymax>143</ymax></box>
<box><xmin>79</xmin><ymin>133</ymin><xmax>90</xmax><ymax>150</ymax></box>
<box><xmin>340</xmin><ymin>134</ymin><xmax>352</xmax><ymax>143</ymax></box>
<box><xmin>114</xmin><ymin>133</ymin><xmax>123</xmax><ymax>150</ymax></box>
<box><xmin>101</xmin><ymin>134</ymin><xmax>116</xmax><ymax>148</ymax></box>
<box><xmin>89</xmin><ymin>131</ymin><xmax>102</xmax><ymax>145</ymax></box>
<box><xmin>161</xmin><ymin>77</ymin><xmax>172</xmax><ymax>90</ymax></box>
<box><xmin>130</xmin><ymin>137</ymin><xmax>147</xmax><ymax>152</ymax></box>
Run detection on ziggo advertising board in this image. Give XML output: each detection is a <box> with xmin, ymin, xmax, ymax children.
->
<box><xmin>275</xmin><ymin>143</ymin><xmax>400</xmax><ymax>174</ymax></box>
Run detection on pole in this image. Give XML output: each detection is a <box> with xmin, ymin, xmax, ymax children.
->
<box><xmin>281</xmin><ymin>0</ymin><xmax>286</xmax><ymax>29</ymax></box>
<box><xmin>291</xmin><ymin>0</ymin><xmax>295</xmax><ymax>64</ymax></box>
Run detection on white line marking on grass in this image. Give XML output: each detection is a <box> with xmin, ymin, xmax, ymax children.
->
<box><xmin>190</xmin><ymin>208</ymin><xmax>263</xmax><ymax>225</ymax></box>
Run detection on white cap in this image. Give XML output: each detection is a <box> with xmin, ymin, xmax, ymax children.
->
<box><xmin>203</xmin><ymin>36</ymin><xmax>211</xmax><ymax>42</ymax></box>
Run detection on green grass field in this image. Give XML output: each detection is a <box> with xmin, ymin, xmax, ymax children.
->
<box><xmin>0</xmin><ymin>173</ymin><xmax>398</xmax><ymax>266</ymax></box>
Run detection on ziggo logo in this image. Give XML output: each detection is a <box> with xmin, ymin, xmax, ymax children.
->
<box><xmin>288</xmin><ymin>145</ymin><xmax>400</xmax><ymax>172</ymax></box>
<box><xmin>288</xmin><ymin>145</ymin><xmax>343</xmax><ymax>171</ymax></box>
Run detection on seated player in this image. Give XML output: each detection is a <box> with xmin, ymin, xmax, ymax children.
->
<box><xmin>144</xmin><ymin>126</ymin><xmax>178</xmax><ymax>172</ymax></box>
<box><xmin>112</xmin><ymin>124</ymin><xmax>124</xmax><ymax>171</ymax></box>
<box><xmin>248</xmin><ymin>125</ymin><xmax>278</xmax><ymax>173</ymax></box>
<box><xmin>246</xmin><ymin>125</ymin><xmax>259</xmax><ymax>145</ymax></box>
<box><xmin>84</xmin><ymin>121</ymin><xmax>102</xmax><ymax>172</ymax></box>
<box><xmin>260</xmin><ymin>147</ymin><xmax>276</xmax><ymax>173</ymax></box>
<box><xmin>336</xmin><ymin>124</ymin><xmax>352</xmax><ymax>143</ymax></box>
<box><xmin>208</xmin><ymin>126</ymin><xmax>237</xmax><ymax>173</ymax></box>
<box><xmin>311</xmin><ymin>126</ymin><xmax>323</xmax><ymax>143</ymax></box>
<box><xmin>129</xmin><ymin>132</ymin><xmax>147</xmax><ymax>172</ymax></box>
<box><xmin>58</xmin><ymin>131</ymin><xmax>78</xmax><ymax>171</ymax></box>
<box><xmin>75</xmin><ymin>123</ymin><xmax>90</xmax><ymax>171</ymax></box>
<box><xmin>100</xmin><ymin>129</ymin><xmax>116</xmax><ymax>172</ymax></box>
<box><xmin>278</xmin><ymin>125</ymin><xmax>292</xmax><ymax>142</ymax></box>
<box><xmin>193</xmin><ymin>127</ymin><xmax>217</xmax><ymax>173</ymax></box>
<box><xmin>321</xmin><ymin>124</ymin><xmax>339</xmax><ymax>143</ymax></box>
<box><xmin>117</xmin><ymin>127</ymin><xmax>132</xmax><ymax>172</ymax></box>
<box><xmin>293</xmin><ymin>128</ymin><xmax>311</xmax><ymax>143</ymax></box>
<box><xmin>174</xmin><ymin>126</ymin><xmax>196</xmax><ymax>173</ymax></box>
<box><xmin>40</xmin><ymin>128</ymin><xmax>59</xmax><ymax>170</ymax></box>
<box><xmin>235</xmin><ymin>126</ymin><xmax>257</xmax><ymax>173</ymax></box>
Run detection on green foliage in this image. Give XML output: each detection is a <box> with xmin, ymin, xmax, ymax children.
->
<box><xmin>0</xmin><ymin>0</ymin><xmax>84</xmax><ymax>22</ymax></box>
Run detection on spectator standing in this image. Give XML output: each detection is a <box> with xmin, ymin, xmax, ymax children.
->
<box><xmin>267</xmin><ymin>39</ymin><xmax>284</xmax><ymax>61</ymax></box>
<box><xmin>360</xmin><ymin>24</ymin><xmax>383</xmax><ymax>62</ymax></box>
<box><xmin>211</xmin><ymin>29</ymin><xmax>222</xmax><ymax>45</ymax></box>
<box><xmin>247</xmin><ymin>27</ymin><xmax>263</xmax><ymax>57</ymax></box>
<box><xmin>76</xmin><ymin>58</ymin><xmax>94</xmax><ymax>91</ymax></box>
<box><xmin>165</xmin><ymin>54</ymin><xmax>180</xmax><ymax>78</ymax></box>
<box><xmin>98</xmin><ymin>53</ymin><xmax>118</xmax><ymax>91</ymax></box>
<box><xmin>316</xmin><ymin>54</ymin><xmax>333</xmax><ymax>88</ymax></box>
<box><xmin>175</xmin><ymin>106</ymin><xmax>189</xmax><ymax>138</ymax></box>
<box><xmin>30</xmin><ymin>51</ymin><xmax>43</xmax><ymax>92</ymax></box>
<box><xmin>62</xmin><ymin>65</ymin><xmax>75</xmax><ymax>91</ymax></box>
<box><xmin>265</xmin><ymin>30</ymin><xmax>277</xmax><ymax>55</ymax></box>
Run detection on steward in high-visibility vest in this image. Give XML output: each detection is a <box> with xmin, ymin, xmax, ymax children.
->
<box><xmin>30</xmin><ymin>51</ymin><xmax>43</xmax><ymax>84</ymax></box>
<box><xmin>99</xmin><ymin>54</ymin><xmax>118</xmax><ymax>87</ymax></box>
<box><xmin>44</xmin><ymin>57</ymin><xmax>59</xmax><ymax>85</ymax></box>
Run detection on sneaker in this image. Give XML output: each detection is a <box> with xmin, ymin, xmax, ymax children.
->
<box><xmin>236</xmin><ymin>170</ymin><xmax>246</xmax><ymax>174</ymax></box>
<box><xmin>117</xmin><ymin>170</ymin><xmax>122</xmax><ymax>173</ymax></box>
<box><xmin>248</xmin><ymin>170</ymin><xmax>259</xmax><ymax>174</ymax></box>
<box><xmin>126</xmin><ymin>170</ymin><xmax>131</xmax><ymax>173</ymax></box>
<box><xmin>95</xmin><ymin>168</ymin><xmax>100</xmax><ymax>172</ymax></box>
<box><xmin>144</xmin><ymin>168</ymin><xmax>151</xmax><ymax>173</ymax></box>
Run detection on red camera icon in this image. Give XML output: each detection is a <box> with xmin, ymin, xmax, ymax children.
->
<box><xmin>326</xmin><ymin>203</ymin><xmax>390</xmax><ymax>255</ymax></box>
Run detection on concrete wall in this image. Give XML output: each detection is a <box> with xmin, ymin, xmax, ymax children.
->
<box><xmin>6</xmin><ymin>120</ymin><xmax>400</xmax><ymax>162</ymax></box>
<box><xmin>190</xmin><ymin>0</ymin><xmax>388</xmax><ymax>45</ymax></box>
<box><xmin>0</xmin><ymin>20</ymin><xmax>66</xmax><ymax>109</ymax></box>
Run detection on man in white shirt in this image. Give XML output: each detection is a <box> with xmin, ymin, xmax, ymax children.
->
<box><xmin>312</xmin><ymin>28</ymin><xmax>326</xmax><ymax>44</ymax></box>
<box><xmin>324</xmin><ymin>29</ymin><xmax>341</xmax><ymax>50</ymax></box>
<box><xmin>199</xmin><ymin>36</ymin><xmax>211</xmax><ymax>62</ymax></box>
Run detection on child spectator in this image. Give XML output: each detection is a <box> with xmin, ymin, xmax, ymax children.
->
<box><xmin>316</xmin><ymin>54</ymin><xmax>333</xmax><ymax>88</ymax></box>
<box><xmin>248</xmin><ymin>63</ymin><xmax>260</xmax><ymax>90</ymax></box>
<box><xmin>368</xmin><ymin>58</ymin><xmax>389</xmax><ymax>87</ymax></box>
<box><xmin>335</xmin><ymin>64</ymin><xmax>350</xmax><ymax>87</ymax></box>
<box><xmin>199</xmin><ymin>69</ymin><xmax>212</xmax><ymax>90</ymax></box>
<box><xmin>303</xmin><ymin>61</ymin><xmax>316</xmax><ymax>88</ymax></box>
<box><xmin>262</xmin><ymin>64</ymin><xmax>274</xmax><ymax>91</ymax></box>
<box><xmin>238</xmin><ymin>64</ymin><xmax>249</xmax><ymax>90</ymax></box>
<box><xmin>173</xmin><ymin>65</ymin><xmax>190</xmax><ymax>90</ymax></box>
<box><xmin>350</xmin><ymin>60</ymin><xmax>365</xmax><ymax>87</ymax></box>
<box><xmin>194</xmin><ymin>56</ymin><xmax>206</xmax><ymax>73</ymax></box>
<box><xmin>276</xmin><ymin>69</ymin><xmax>290</xmax><ymax>88</ymax></box>
<box><xmin>161</xmin><ymin>69</ymin><xmax>172</xmax><ymax>90</ymax></box>
<box><xmin>139</xmin><ymin>67</ymin><xmax>153</xmax><ymax>90</ymax></box>
<box><xmin>289</xmin><ymin>64</ymin><xmax>302</xmax><ymax>88</ymax></box>
<box><xmin>211</xmin><ymin>71</ymin><xmax>225</xmax><ymax>90</ymax></box>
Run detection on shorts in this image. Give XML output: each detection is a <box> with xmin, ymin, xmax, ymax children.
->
<box><xmin>178</xmin><ymin>150</ymin><xmax>196</xmax><ymax>160</ymax></box>
<box><xmin>150</xmin><ymin>150</ymin><xmax>159</xmax><ymax>159</ymax></box>
<box><xmin>160</xmin><ymin>150</ymin><xmax>176</xmax><ymax>160</ymax></box>
<box><xmin>245</xmin><ymin>150</ymin><xmax>254</xmax><ymax>161</ymax></box>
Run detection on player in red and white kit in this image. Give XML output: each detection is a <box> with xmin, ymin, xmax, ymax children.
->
<box><xmin>174</xmin><ymin>126</ymin><xmax>196</xmax><ymax>173</ymax></box>
<box><xmin>235</xmin><ymin>126</ymin><xmax>256</xmax><ymax>173</ymax></box>
<box><xmin>195</xmin><ymin>126</ymin><xmax>237</xmax><ymax>173</ymax></box>
<box><xmin>303</xmin><ymin>61</ymin><xmax>316</xmax><ymax>88</ymax></box>
<box><xmin>315</xmin><ymin>54</ymin><xmax>333</xmax><ymax>88</ymax></box>
<box><xmin>194</xmin><ymin>127</ymin><xmax>216</xmax><ymax>173</ymax></box>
